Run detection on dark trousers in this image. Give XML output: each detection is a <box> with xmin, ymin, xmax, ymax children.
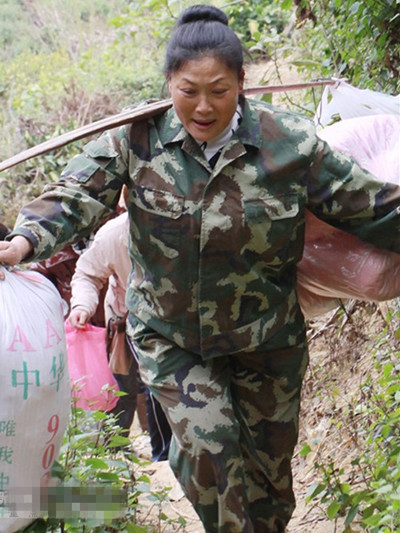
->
<box><xmin>145</xmin><ymin>387</ymin><xmax>172</xmax><ymax>461</ymax></box>
<box><xmin>108</xmin><ymin>355</ymin><xmax>138</xmax><ymax>432</ymax></box>
<box><xmin>125</xmin><ymin>334</ymin><xmax>172</xmax><ymax>460</ymax></box>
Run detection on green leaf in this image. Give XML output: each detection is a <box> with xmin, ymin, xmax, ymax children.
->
<box><xmin>349</xmin><ymin>2</ymin><xmax>361</xmax><ymax>15</ymax></box>
<box><xmin>300</xmin><ymin>443</ymin><xmax>311</xmax><ymax>457</ymax></box>
<box><xmin>50</xmin><ymin>460</ymin><xmax>66</xmax><ymax>480</ymax></box>
<box><xmin>90</xmin><ymin>411</ymin><xmax>109</xmax><ymax>422</ymax></box>
<box><xmin>85</xmin><ymin>457</ymin><xmax>109</xmax><ymax>469</ymax></box>
<box><xmin>327</xmin><ymin>501</ymin><xmax>341</xmax><ymax>520</ymax></box>
<box><xmin>281</xmin><ymin>0</ymin><xmax>293</xmax><ymax>10</ymax></box>
<box><xmin>291</xmin><ymin>59</ymin><xmax>321</xmax><ymax>67</ymax></box>
<box><xmin>306</xmin><ymin>482</ymin><xmax>326</xmax><ymax>501</ymax></box>
<box><xmin>261</xmin><ymin>93</ymin><xmax>272</xmax><ymax>104</ymax></box>
<box><xmin>126</xmin><ymin>524</ymin><xmax>148</xmax><ymax>533</ymax></box>
<box><xmin>345</xmin><ymin>504</ymin><xmax>359</xmax><ymax>525</ymax></box>
<box><xmin>114</xmin><ymin>389</ymin><xmax>129</xmax><ymax>397</ymax></box>
<box><xmin>95</xmin><ymin>471</ymin><xmax>121</xmax><ymax>482</ymax></box>
<box><xmin>107</xmin><ymin>435</ymin><xmax>132</xmax><ymax>448</ymax></box>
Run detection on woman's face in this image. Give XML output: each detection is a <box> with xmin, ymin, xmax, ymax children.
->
<box><xmin>168</xmin><ymin>56</ymin><xmax>243</xmax><ymax>143</ymax></box>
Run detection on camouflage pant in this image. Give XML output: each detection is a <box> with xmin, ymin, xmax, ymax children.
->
<box><xmin>128</xmin><ymin>317</ymin><xmax>309</xmax><ymax>533</ymax></box>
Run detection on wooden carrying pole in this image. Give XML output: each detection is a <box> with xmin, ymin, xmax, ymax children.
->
<box><xmin>0</xmin><ymin>80</ymin><xmax>336</xmax><ymax>173</ymax></box>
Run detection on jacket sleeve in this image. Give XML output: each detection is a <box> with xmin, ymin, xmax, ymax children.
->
<box><xmin>307</xmin><ymin>137</ymin><xmax>400</xmax><ymax>253</ymax></box>
<box><xmin>8</xmin><ymin>126</ymin><xmax>130</xmax><ymax>262</ymax></box>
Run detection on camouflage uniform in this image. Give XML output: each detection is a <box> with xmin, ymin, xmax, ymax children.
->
<box><xmin>11</xmin><ymin>96</ymin><xmax>400</xmax><ymax>532</ymax></box>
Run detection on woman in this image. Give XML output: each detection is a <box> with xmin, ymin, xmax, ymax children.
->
<box><xmin>1</xmin><ymin>5</ymin><xmax>400</xmax><ymax>532</ymax></box>
<box><xmin>68</xmin><ymin>210</ymin><xmax>172</xmax><ymax>460</ymax></box>
<box><xmin>68</xmin><ymin>211</ymin><xmax>139</xmax><ymax>434</ymax></box>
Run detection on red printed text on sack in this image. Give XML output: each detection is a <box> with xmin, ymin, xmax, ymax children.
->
<box><xmin>6</xmin><ymin>319</ymin><xmax>63</xmax><ymax>353</ymax></box>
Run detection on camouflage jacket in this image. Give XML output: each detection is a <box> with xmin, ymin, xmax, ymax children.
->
<box><xmin>12</xmin><ymin>97</ymin><xmax>400</xmax><ymax>358</ymax></box>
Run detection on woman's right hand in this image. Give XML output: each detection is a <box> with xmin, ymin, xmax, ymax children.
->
<box><xmin>68</xmin><ymin>309</ymin><xmax>90</xmax><ymax>329</ymax></box>
<box><xmin>0</xmin><ymin>236</ymin><xmax>34</xmax><ymax>280</ymax></box>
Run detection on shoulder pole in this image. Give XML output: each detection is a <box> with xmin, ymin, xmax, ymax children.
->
<box><xmin>0</xmin><ymin>79</ymin><xmax>337</xmax><ymax>172</ymax></box>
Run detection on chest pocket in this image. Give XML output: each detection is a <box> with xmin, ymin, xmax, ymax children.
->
<box><xmin>64</xmin><ymin>140</ymin><xmax>119</xmax><ymax>183</ymax></box>
<box><xmin>131</xmin><ymin>186</ymin><xmax>185</xmax><ymax>253</ymax></box>
<box><xmin>245</xmin><ymin>193</ymin><xmax>299</xmax><ymax>221</ymax></box>
<box><xmin>132</xmin><ymin>186</ymin><xmax>184</xmax><ymax>219</ymax></box>
<box><xmin>243</xmin><ymin>193</ymin><xmax>301</xmax><ymax>264</ymax></box>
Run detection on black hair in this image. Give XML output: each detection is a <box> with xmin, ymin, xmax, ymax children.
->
<box><xmin>164</xmin><ymin>4</ymin><xmax>243</xmax><ymax>78</ymax></box>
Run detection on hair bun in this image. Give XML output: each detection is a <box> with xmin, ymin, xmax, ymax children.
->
<box><xmin>177</xmin><ymin>4</ymin><xmax>228</xmax><ymax>26</ymax></box>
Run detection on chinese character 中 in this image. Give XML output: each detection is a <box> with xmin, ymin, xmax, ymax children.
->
<box><xmin>11</xmin><ymin>361</ymin><xmax>40</xmax><ymax>400</ymax></box>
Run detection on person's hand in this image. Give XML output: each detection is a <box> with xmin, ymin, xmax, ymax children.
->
<box><xmin>68</xmin><ymin>309</ymin><xmax>90</xmax><ymax>329</ymax></box>
<box><xmin>0</xmin><ymin>236</ymin><xmax>34</xmax><ymax>280</ymax></box>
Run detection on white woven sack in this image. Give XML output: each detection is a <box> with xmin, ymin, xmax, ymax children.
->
<box><xmin>297</xmin><ymin>114</ymin><xmax>400</xmax><ymax>319</ymax></box>
<box><xmin>315</xmin><ymin>80</ymin><xmax>400</xmax><ymax>127</ymax></box>
<box><xmin>0</xmin><ymin>267</ymin><xmax>71</xmax><ymax>533</ymax></box>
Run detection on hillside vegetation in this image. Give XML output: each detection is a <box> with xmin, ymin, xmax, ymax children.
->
<box><xmin>1</xmin><ymin>2</ymin><xmax>400</xmax><ymax>532</ymax></box>
<box><xmin>0</xmin><ymin>0</ymin><xmax>398</xmax><ymax>224</ymax></box>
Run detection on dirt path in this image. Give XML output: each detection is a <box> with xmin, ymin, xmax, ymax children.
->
<box><xmin>244</xmin><ymin>56</ymin><xmax>307</xmax><ymax>108</ymax></box>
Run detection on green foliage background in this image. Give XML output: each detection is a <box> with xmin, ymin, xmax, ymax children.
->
<box><xmin>0</xmin><ymin>0</ymin><xmax>398</xmax><ymax>224</ymax></box>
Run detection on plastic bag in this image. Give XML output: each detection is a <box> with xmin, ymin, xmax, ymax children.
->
<box><xmin>315</xmin><ymin>80</ymin><xmax>400</xmax><ymax>127</ymax></box>
<box><xmin>65</xmin><ymin>320</ymin><xmax>119</xmax><ymax>411</ymax></box>
<box><xmin>298</xmin><ymin>114</ymin><xmax>400</xmax><ymax>319</ymax></box>
<box><xmin>0</xmin><ymin>267</ymin><xmax>70</xmax><ymax>533</ymax></box>
<box><xmin>318</xmin><ymin>114</ymin><xmax>400</xmax><ymax>185</ymax></box>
